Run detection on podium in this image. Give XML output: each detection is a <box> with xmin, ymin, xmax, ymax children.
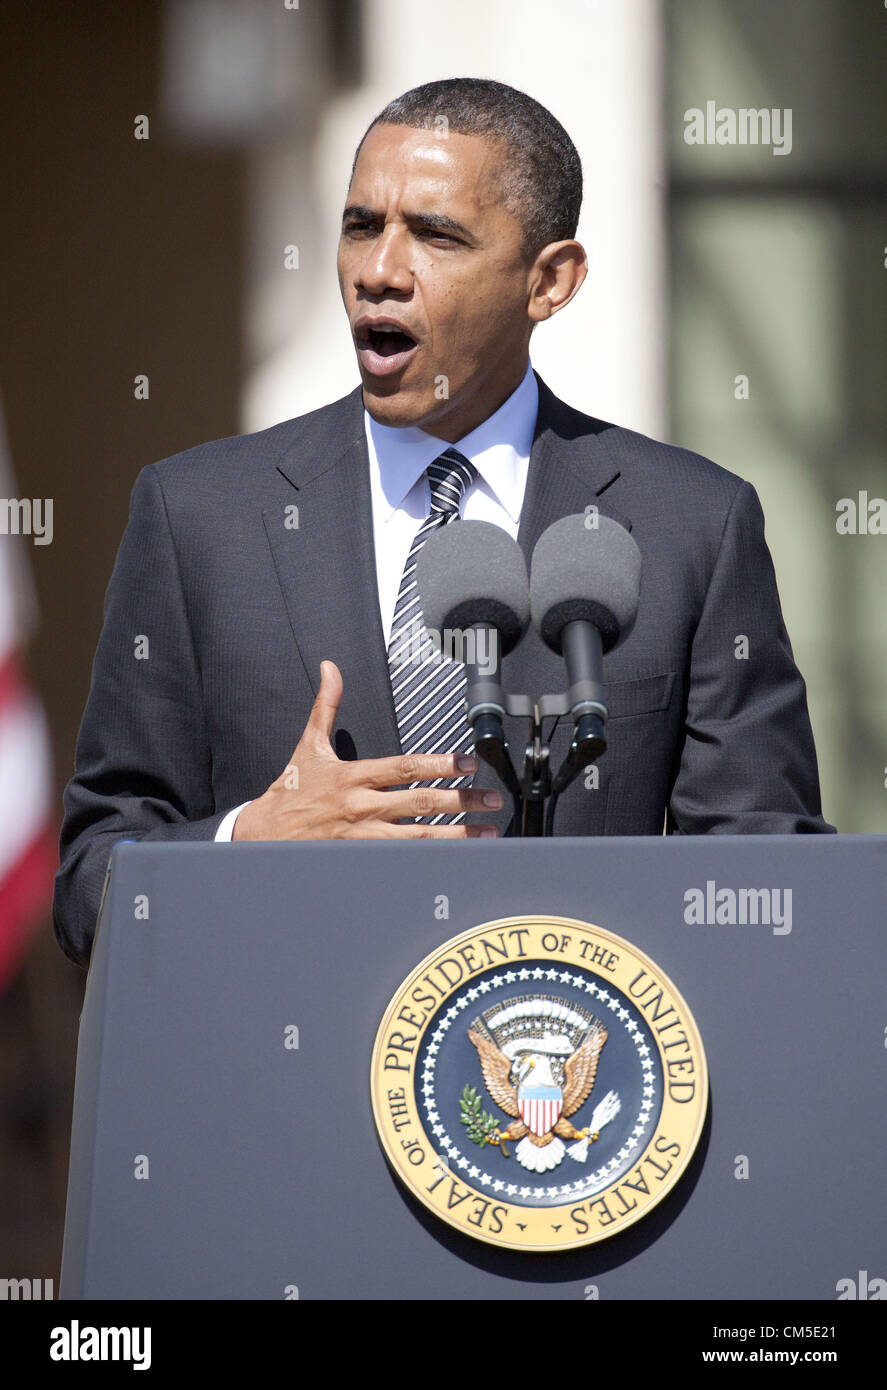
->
<box><xmin>61</xmin><ymin>836</ymin><xmax>887</xmax><ymax>1299</ymax></box>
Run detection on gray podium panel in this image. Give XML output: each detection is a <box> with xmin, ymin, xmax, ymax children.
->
<box><xmin>61</xmin><ymin>836</ymin><xmax>887</xmax><ymax>1300</ymax></box>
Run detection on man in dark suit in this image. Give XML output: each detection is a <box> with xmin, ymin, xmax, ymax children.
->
<box><xmin>54</xmin><ymin>78</ymin><xmax>833</xmax><ymax>968</ymax></box>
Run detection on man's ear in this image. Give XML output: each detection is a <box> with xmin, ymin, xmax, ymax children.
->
<box><xmin>528</xmin><ymin>240</ymin><xmax>588</xmax><ymax>324</ymax></box>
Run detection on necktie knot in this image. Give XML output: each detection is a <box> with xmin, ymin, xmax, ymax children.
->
<box><xmin>426</xmin><ymin>448</ymin><xmax>477</xmax><ymax>520</ymax></box>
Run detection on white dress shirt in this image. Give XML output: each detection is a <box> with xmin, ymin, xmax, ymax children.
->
<box><xmin>215</xmin><ymin>361</ymin><xmax>539</xmax><ymax>839</ymax></box>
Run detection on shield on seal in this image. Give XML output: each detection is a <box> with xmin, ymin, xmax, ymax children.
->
<box><xmin>518</xmin><ymin>1083</ymin><xmax>563</xmax><ymax>1137</ymax></box>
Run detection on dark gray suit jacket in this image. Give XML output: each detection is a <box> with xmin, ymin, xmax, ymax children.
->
<box><xmin>53</xmin><ymin>373</ymin><xmax>833</xmax><ymax>965</ymax></box>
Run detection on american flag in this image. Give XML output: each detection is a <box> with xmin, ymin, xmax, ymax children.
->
<box><xmin>0</xmin><ymin>405</ymin><xmax>56</xmax><ymax>992</ymax></box>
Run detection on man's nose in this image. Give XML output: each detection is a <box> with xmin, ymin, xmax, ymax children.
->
<box><xmin>356</xmin><ymin>226</ymin><xmax>413</xmax><ymax>295</ymax></box>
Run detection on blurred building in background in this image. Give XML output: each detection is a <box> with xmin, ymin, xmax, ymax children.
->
<box><xmin>667</xmin><ymin>0</ymin><xmax>887</xmax><ymax>837</ymax></box>
<box><xmin>1</xmin><ymin>0</ymin><xmax>884</xmax><ymax>1282</ymax></box>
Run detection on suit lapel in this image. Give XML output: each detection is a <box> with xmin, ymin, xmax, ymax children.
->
<box><xmin>263</xmin><ymin>388</ymin><xmax>400</xmax><ymax>761</ymax></box>
<box><xmin>517</xmin><ymin>373</ymin><xmax>632</xmax><ymax>552</ymax></box>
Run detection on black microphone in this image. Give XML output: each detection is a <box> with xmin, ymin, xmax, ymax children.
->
<box><xmin>416</xmin><ymin>519</ymin><xmax>529</xmax><ymax>719</ymax></box>
<box><xmin>530</xmin><ymin>513</ymin><xmax>641</xmax><ymax>776</ymax></box>
<box><xmin>416</xmin><ymin>521</ymin><xmax>530</xmax><ymax>794</ymax></box>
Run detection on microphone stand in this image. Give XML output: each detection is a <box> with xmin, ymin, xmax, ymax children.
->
<box><xmin>463</xmin><ymin>623</ymin><xmax>525</xmax><ymax>833</ymax></box>
<box><xmin>466</xmin><ymin>621</ymin><xmax>609</xmax><ymax>837</ymax></box>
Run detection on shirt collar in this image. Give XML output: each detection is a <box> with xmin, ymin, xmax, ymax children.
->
<box><xmin>365</xmin><ymin>361</ymin><xmax>538</xmax><ymax>524</ymax></box>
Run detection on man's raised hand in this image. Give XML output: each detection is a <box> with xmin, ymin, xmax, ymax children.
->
<box><xmin>232</xmin><ymin>660</ymin><xmax>502</xmax><ymax>840</ymax></box>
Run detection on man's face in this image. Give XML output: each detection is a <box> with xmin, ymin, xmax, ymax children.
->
<box><xmin>337</xmin><ymin>123</ymin><xmax>536</xmax><ymax>440</ymax></box>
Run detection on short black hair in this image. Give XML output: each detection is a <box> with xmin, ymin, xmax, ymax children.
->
<box><xmin>351</xmin><ymin>77</ymin><xmax>583</xmax><ymax>259</ymax></box>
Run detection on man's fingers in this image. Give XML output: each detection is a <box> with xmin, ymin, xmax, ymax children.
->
<box><xmin>362</xmin><ymin>821</ymin><xmax>499</xmax><ymax>839</ymax></box>
<box><xmin>357</xmin><ymin>752</ymin><xmax>479</xmax><ymax>790</ymax></box>
<box><xmin>397</xmin><ymin>823</ymin><xmax>499</xmax><ymax>839</ymax></box>
<box><xmin>370</xmin><ymin>785</ymin><xmax>504</xmax><ymax>821</ymax></box>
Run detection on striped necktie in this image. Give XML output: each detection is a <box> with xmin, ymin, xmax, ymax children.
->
<box><xmin>387</xmin><ymin>447</ymin><xmax>478</xmax><ymax>823</ymax></box>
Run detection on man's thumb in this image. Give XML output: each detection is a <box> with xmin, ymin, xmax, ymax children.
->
<box><xmin>304</xmin><ymin>660</ymin><xmax>343</xmax><ymax>746</ymax></box>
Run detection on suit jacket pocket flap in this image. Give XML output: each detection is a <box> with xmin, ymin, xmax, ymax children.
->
<box><xmin>606</xmin><ymin>672</ymin><xmax>675</xmax><ymax>719</ymax></box>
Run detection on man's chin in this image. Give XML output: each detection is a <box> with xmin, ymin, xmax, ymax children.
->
<box><xmin>361</xmin><ymin>380</ymin><xmax>436</xmax><ymax>431</ymax></box>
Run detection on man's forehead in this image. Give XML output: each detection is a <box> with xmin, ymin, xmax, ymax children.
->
<box><xmin>350</xmin><ymin>123</ymin><xmax>505</xmax><ymax>203</ymax></box>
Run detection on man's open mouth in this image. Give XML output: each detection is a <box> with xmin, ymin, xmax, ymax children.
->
<box><xmin>367</xmin><ymin>326</ymin><xmax>416</xmax><ymax>355</ymax></box>
<box><xmin>355</xmin><ymin>320</ymin><xmax>419</xmax><ymax>375</ymax></box>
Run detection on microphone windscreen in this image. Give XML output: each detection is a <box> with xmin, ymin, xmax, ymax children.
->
<box><xmin>530</xmin><ymin>513</ymin><xmax>641</xmax><ymax>654</ymax></box>
<box><xmin>416</xmin><ymin>520</ymin><xmax>530</xmax><ymax>655</ymax></box>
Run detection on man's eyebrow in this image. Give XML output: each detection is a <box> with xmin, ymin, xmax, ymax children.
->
<box><xmin>341</xmin><ymin>205</ymin><xmax>475</xmax><ymax>240</ymax></box>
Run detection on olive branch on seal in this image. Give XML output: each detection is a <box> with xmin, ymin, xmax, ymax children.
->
<box><xmin>459</xmin><ymin>1084</ymin><xmax>508</xmax><ymax>1155</ymax></box>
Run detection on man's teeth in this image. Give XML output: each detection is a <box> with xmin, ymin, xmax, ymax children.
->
<box><xmin>363</xmin><ymin>324</ymin><xmax>416</xmax><ymax>357</ymax></box>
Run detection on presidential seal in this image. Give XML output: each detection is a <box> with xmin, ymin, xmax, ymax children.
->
<box><xmin>370</xmin><ymin>916</ymin><xmax>707</xmax><ymax>1252</ymax></box>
